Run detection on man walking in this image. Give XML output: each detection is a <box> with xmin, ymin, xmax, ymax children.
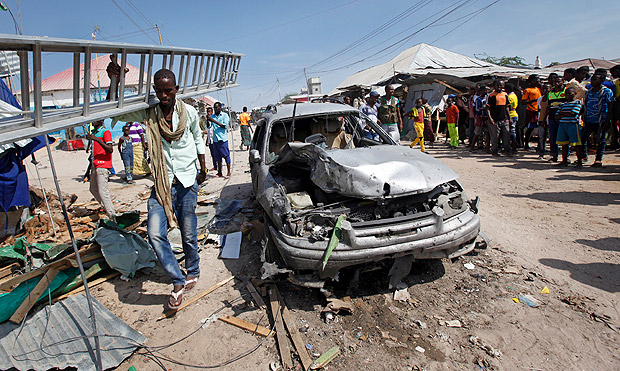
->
<box><xmin>86</xmin><ymin>119</ymin><xmax>116</xmax><ymax>220</ymax></box>
<box><xmin>239</xmin><ymin>106</ymin><xmax>253</xmax><ymax>151</ymax></box>
<box><xmin>107</xmin><ymin>60</ymin><xmax>207</xmax><ymax>310</ymax></box>
<box><xmin>378</xmin><ymin>85</ymin><xmax>402</xmax><ymax>143</ymax></box>
<box><xmin>209</xmin><ymin>102</ymin><xmax>231</xmax><ymax>177</ymax></box>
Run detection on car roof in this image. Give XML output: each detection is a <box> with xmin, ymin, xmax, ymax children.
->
<box><xmin>265</xmin><ymin>102</ymin><xmax>359</xmax><ymax>123</ymax></box>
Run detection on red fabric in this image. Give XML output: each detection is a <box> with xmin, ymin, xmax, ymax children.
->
<box><xmin>446</xmin><ymin>105</ymin><xmax>459</xmax><ymax>124</ymax></box>
<box><xmin>412</xmin><ymin>107</ymin><xmax>424</xmax><ymax>123</ymax></box>
<box><xmin>93</xmin><ymin>130</ymin><xmax>112</xmax><ymax>168</ymax></box>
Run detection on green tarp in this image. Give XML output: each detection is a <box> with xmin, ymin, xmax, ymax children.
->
<box><xmin>0</xmin><ymin>268</ymin><xmax>78</xmax><ymax>323</ymax></box>
<box><xmin>93</xmin><ymin>219</ymin><xmax>156</xmax><ymax>277</ymax></box>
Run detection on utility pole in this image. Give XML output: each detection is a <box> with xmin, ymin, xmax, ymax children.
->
<box><xmin>15</xmin><ymin>0</ymin><xmax>22</xmax><ymax>34</ymax></box>
<box><xmin>155</xmin><ymin>24</ymin><xmax>163</xmax><ymax>46</ymax></box>
<box><xmin>92</xmin><ymin>25</ymin><xmax>103</xmax><ymax>102</ymax></box>
<box><xmin>303</xmin><ymin>68</ymin><xmax>310</xmax><ymax>102</ymax></box>
<box><xmin>276</xmin><ymin>77</ymin><xmax>282</xmax><ymax>101</ymax></box>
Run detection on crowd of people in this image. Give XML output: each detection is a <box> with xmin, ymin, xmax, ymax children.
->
<box><xmin>351</xmin><ymin>65</ymin><xmax>619</xmax><ymax>168</ymax></box>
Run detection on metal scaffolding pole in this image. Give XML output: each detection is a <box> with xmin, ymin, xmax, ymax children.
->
<box><xmin>44</xmin><ymin>135</ymin><xmax>102</xmax><ymax>371</ymax></box>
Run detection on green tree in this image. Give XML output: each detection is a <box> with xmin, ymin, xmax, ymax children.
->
<box><xmin>476</xmin><ymin>54</ymin><xmax>527</xmax><ymax>66</ymax></box>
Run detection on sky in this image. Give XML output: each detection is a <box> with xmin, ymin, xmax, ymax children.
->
<box><xmin>1</xmin><ymin>0</ymin><xmax>618</xmax><ymax>110</ymax></box>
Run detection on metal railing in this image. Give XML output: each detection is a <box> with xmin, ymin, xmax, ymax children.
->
<box><xmin>0</xmin><ymin>34</ymin><xmax>243</xmax><ymax>144</ymax></box>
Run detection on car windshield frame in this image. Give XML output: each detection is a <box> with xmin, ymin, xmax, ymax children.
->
<box><xmin>263</xmin><ymin>109</ymin><xmax>396</xmax><ymax>164</ymax></box>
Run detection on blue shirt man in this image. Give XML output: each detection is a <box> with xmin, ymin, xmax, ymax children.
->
<box><xmin>584</xmin><ymin>85</ymin><xmax>614</xmax><ymax>124</ymax></box>
<box><xmin>582</xmin><ymin>73</ymin><xmax>614</xmax><ymax>167</ymax></box>
<box><xmin>208</xmin><ymin>102</ymin><xmax>232</xmax><ymax>177</ymax></box>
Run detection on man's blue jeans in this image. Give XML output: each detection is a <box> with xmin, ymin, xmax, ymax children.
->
<box><xmin>147</xmin><ymin>181</ymin><xmax>200</xmax><ymax>286</ymax></box>
<box><xmin>510</xmin><ymin>116</ymin><xmax>518</xmax><ymax>144</ymax></box>
<box><xmin>547</xmin><ymin>116</ymin><xmax>559</xmax><ymax>159</ymax></box>
<box><xmin>538</xmin><ymin>121</ymin><xmax>548</xmax><ymax>156</ymax></box>
<box><xmin>581</xmin><ymin>121</ymin><xmax>608</xmax><ymax>162</ymax></box>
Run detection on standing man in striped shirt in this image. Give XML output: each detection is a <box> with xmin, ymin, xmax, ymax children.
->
<box><xmin>128</xmin><ymin>121</ymin><xmax>150</xmax><ymax>175</ymax></box>
<box><xmin>555</xmin><ymin>87</ymin><xmax>584</xmax><ymax>168</ymax></box>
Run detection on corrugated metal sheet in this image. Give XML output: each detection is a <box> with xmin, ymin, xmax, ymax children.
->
<box><xmin>549</xmin><ymin>58</ymin><xmax>619</xmax><ymax>71</ymax></box>
<box><xmin>0</xmin><ymin>294</ymin><xmax>145</xmax><ymax>371</ymax></box>
<box><xmin>39</xmin><ymin>54</ymin><xmax>144</xmax><ymax>92</ymax></box>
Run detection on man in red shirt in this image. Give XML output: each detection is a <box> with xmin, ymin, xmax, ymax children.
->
<box><xmin>86</xmin><ymin>119</ymin><xmax>116</xmax><ymax>219</ymax></box>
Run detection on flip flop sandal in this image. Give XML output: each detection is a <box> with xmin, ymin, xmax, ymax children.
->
<box><xmin>185</xmin><ymin>276</ymin><xmax>199</xmax><ymax>291</ymax></box>
<box><xmin>168</xmin><ymin>288</ymin><xmax>184</xmax><ymax>310</ymax></box>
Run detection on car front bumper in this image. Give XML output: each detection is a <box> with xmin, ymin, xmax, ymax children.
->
<box><xmin>268</xmin><ymin>208</ymin><xmax>481</xmax><ymax>277</ymax></box>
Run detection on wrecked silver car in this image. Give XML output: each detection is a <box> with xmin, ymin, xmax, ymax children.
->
<box><xmin>249</xmin><ymin>103</ymin><xmax>481</xmax><ymax>282</ymax></box>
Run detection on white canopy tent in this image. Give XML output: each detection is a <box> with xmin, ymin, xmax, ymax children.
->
<box><xmin>330</xmin><ymin>43</ymin><xmax>544</xmax><ymax>94</ymax></box>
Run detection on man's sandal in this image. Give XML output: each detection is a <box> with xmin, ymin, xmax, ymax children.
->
<box><xmin>185</xmin><ymin>276</ymin><xmax>199</xmax><ymax>291</ymax></box>
<box><xmin>168</xmin><ymin>288</ymin><xmax>184</xmax><ymax>310</ymax></box>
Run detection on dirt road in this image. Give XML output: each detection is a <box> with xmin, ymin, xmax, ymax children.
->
<box><xmin>29</xmin><ymin>130</ymin><xmax>619</xmax><ymax>370</ymax></box>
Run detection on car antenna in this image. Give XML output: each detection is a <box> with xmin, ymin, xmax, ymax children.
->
<box><xmin>289</xmin><ymin>100</ymin><xmax>298</xmax><ymax>141</ymax></box>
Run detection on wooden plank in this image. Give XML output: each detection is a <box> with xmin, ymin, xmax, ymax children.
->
<box><xmin>70</xmin><ymin>214</ymin><xmax>102</xmax><ymax>224</ymax></box>
<box><xmin>124</xmin><ymin>221</ymin><xmax>142</xmax><ymax>231</ymax></box>
<box><xmin>433</xmin><ymin>78</ymin><xmax>464</xmax><ymax>95</ymax></box>
<box><xmin>269</xmin><ymin>284</ymin><xmax>292</xmax><ymax>370</ymax></box>
<box><xmin>310</xmin><ymin>346</ymin><xmax>340</xmax><ymax>370</ymax></box>
<box><xmin>157</xmin><ymin>276</ymin><xmax>234</xmax><ymax>320</ymax></box>
<box><xmin>51</xmin><ymin>271</ymin><xmax>120</xmax><ymax>304</ymax></box>
<box><xmin>276</xmin><ymin>289</ymin><xmax>313</xmax><ymax>371</ymax></box>
<box><xmin>71</xmin><ymin>201</ymin><xmax>99</xmax><ymax>208</ymax></box>
<box><xmin>0</xmin><ymin>262</ymin><xmax>21</xmax><ymax>280</ymax></box>
<box><xmin>10</xmin><ymin>267</ymin><xmax>59</xmax><ymax>323</ymax></box>
<box><xmin>218</xmin><ymin>315</ymin><xmax>272</xmax><ymax>337</ymax></box>
<box><xmin>246</xmin><ymin>281</ymin><xmax>267</xmax><ymax>309</ymax></box>
<box><xmin>0</xmin><ymin>245</ymin><xmax>100</xmax><ymax>291</ymax></box>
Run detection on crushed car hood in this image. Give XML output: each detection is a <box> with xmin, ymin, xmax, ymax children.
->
<box><xmin>276</xmin><ymin>143</ymin><xmax>458</xmax><ymax>199</ymax></box>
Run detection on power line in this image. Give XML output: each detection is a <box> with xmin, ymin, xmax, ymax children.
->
<box><xmin>430</xmin><ymin>0</ymin><xmax>500</xmax><ymax>44</ymax></box>
<box><xmin>211</xmin><ymin>0</ymin><xmax>362</xmax><ymax>45</ymax></box>
<box><xmin>108</xmin><ymin>0</ymin><xmax>159</xmax><ymax>44</ymax></box>
<box><xmin>305</xmin><ymin>0</ymin><xmax>431</xmax><ymax>70</ymax></box>
<box><xmin>309</xmin><ymin>0</ymin><xmax>476</xmax><ymax>75</ymax></box>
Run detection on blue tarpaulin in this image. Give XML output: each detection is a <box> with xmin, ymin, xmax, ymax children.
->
<box><xmin>0</xmin><ymin>79</ymin><xmax>51</xmax><ymax>213</ymax></box>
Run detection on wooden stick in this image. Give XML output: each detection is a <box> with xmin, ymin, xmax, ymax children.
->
<box><xmin>269</xmin><ymin>284</ymin><xmax>292</xmax><ymax>370</ymax></box>
<box><xmin>157</xmin><ymin>276</ymin><xmax>234</xmax><ymax>320</ymax></box>
<box><xmin>10</xmin><ymin>267</ymin><xmax>59</xmax><ymax>323</ymax></box>
<box><xmin>246</xmin><ymin>281</ymin><xmax>267</xmax><ymax>309</ymax></box>
<box><xmin>277</xmin><ymin>289</ymin><xmax>313</xmax><ymax>371</ymax></box>
<box><xmin>51</xmin><ymin>271</ymin><xmax>120</xmax><ymax>304</ymax></box>
<box><xmin>218</xmin><ymin>315</ymin><xmax>272</xmax><ymax>337</ymax></box>
<box><xmin>433</xmin><ymin>78</ymin><xmax>464</xmax><ymax>95</ymax></box>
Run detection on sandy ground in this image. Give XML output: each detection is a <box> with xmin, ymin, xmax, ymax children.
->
<box><xmin>26</xmin><ymin>128</ymin><xmax>619</xmax><ymax>371</ymax></box>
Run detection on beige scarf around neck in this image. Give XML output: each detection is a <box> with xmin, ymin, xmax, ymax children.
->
<box><xmin>145</xmin><ymin>99</ymin><xmax>187</xmax><ymax>228</ymax></box>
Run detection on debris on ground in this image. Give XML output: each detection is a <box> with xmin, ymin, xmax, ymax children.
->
<box><xmin>322</xmin><ymin>297</ymin><xmax>354</xmax><ymax>315</ymax></box>
<box><xmin>518</xmin><ymin>293</ymin><xmax>542</xmax><ymax>308</ymax></box>
<box><xmin>469</xmin><ymin>335</ymin><xmax>502</xmax><ymax>358</ymax></box>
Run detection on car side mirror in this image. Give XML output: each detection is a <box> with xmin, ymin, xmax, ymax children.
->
<box><xmin>249</xmin><ymin>149</ymin><xmax>261</xmax><ymax>164</ymax></box>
